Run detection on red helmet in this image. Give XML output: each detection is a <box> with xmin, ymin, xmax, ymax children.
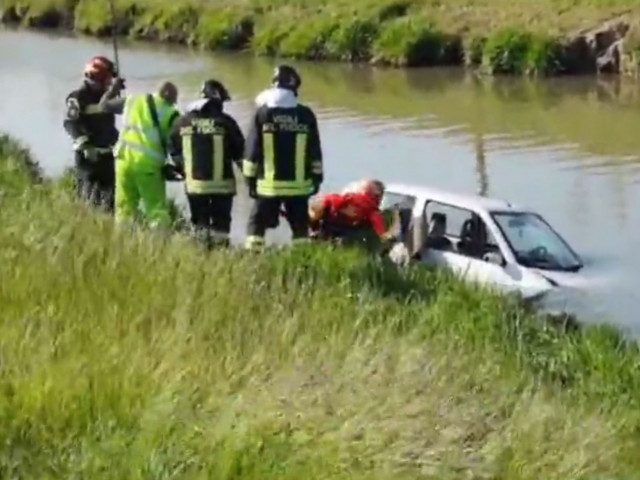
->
<box><xmin>83</xmin><ymin>56</ymin><xmax>116</xmax><ymax>84</ymax></box>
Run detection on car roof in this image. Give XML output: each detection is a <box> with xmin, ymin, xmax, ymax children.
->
<box><xmin>384</xmin><ymin>183</ymin><xmax>528</xmax><ymax>213</ymax></box>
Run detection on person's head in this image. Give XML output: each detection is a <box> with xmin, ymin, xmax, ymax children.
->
<box><xmin>83</xmin><ymin>56</ymin><xmax>116</xmax><ymax>91</ymax></box>
<box><xmin>271</xmin><ymin>64</ymin><xmax>301</xmax><ymax>95</ymax></box>
<box><xmin>429</xmin><ymin>212</ymin><xmax>447</xmax><ymax>237</ymax></box>
<box><xmin>308</xmin><ymin>194</ymin><xmax>326</xmax><ymax>222</ymax></box>
<box><xmin>157</xmin><ymin>81</ymin><xmax>178</xmax><ymax>105</ymax></box>
<box><xmin>200</xmin><ymin>78</ymin><xmax>230</xmax><ymax>107</ymax></box>
<box><xmin>362</xmin><ymin>179</ymin><xmax>385</xmax><ymax>206</ymax></box>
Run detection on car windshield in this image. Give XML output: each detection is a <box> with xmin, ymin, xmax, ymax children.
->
<box><xmin>491</xmin><ymin>211</ymin><xmax>582</xmax><ymax>272</ymax></box>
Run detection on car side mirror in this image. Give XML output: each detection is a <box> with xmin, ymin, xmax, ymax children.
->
<box><xmin>483</xmin><ymin>251</ymin><xmax>505</xmax><ymax>267</ymax></box>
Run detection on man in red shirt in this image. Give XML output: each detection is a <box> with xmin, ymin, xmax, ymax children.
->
<box><xmin>309</xmin><ymin>179</ymin><xmax>395</xmax><ymax>249</ymax></box>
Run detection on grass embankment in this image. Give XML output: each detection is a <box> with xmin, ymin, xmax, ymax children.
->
<box><xmin>2</xmin><ymin>0</ymin><xmax>640</xmax><ymax>75</ymax></box>
<box><xmin>2</xmin><ymin>132</ymin><xmax>640</xmax><ymax>478</ymax></box>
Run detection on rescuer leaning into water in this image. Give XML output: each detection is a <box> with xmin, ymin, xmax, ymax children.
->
<box><xmin>98</xmin><ymin>79</ymin><xmax>182</xmax><ymax>230</ymax></box>
<box><xmin>63</xmin><ymin>56</ymin><xmax>123</xmax><ymax>213</ymax></box>
<box><xmin>308</xmin><ymin>179</ymin><xmax>399</xmax><ymax>252</ymax></box>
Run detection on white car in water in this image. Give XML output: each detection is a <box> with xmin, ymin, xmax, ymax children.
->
<box><xmin>380</xmin><ymin>183</ymin><xmax>587</xmax><ymax>302</ymax></box>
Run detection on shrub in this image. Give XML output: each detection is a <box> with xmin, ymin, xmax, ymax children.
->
<box><xmin>278</xmin><ymin>15</ymin><xmax>339</xmax><ymax>59</ymax></box>
<box><xmin>195</xmin><ymin>6</ymin><xmax>254</xmax><ymax>50</ymax></box>
<box><xmin>324</xmin><ymin>17</ymin><xmax>379</xmax><ymax>61</ymax></box>
<box><xmin>482</xmin><ymin>27</ymin><xmax>561</xmax><ymax>76</ymax></box>
<box><xmin>372</xmin><ymin>16</ymin><xmax>450</xmax><ymax>67</ymax></box>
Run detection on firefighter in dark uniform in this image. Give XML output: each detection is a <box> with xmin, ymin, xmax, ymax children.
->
<box><xmin>242</xmin><ymin>65</ymin><xmax>324</xmax><ymax>250</ymax></box>
<box><xmin>63</xmin><ymin>56</ymin><xmax>123</xmax><ymax>213</ymax></box>
<box><xmin>168</xmin><ymin>79</ymin><xmax>245</xmax><ymax>248</ymax></box>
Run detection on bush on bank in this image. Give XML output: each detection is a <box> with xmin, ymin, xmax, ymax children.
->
<box><xmin>3</xmin><ymin>131</ymin><xmax>640</xmax><ymax>478</ymax></box>
<box><xmin>1</xmin><ymin>0</ymin><xmax>634</xmax><ymax>75</ymax></box>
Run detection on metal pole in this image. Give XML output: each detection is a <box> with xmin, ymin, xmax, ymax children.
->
<box><xmin>108</xmin><ymin>0</ymin><xmax>120</xmax><ymax>76</ymax></box>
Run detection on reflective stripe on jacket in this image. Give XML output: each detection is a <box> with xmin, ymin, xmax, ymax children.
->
<box><xmin>169</xmin><ymin>105</ymin><xmax>245</xmax><ymax>196</ymax></box>
<box><xmin>182</xmin><ymin>128</ymin><xmax>235</xmax><ymax>194</ymax></box>
<box><xmin>242</xmin><ymin>95</ymin><xmax>323</xmax><ymax>198</ymax></box>
<box><xmin>116</xmin><ymin>94</ymin><xmax>178</xmax><ymax>163</ymax></box>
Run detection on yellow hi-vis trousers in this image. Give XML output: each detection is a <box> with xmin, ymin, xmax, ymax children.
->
<box><xmin>114</xmin><ymin>151</ymin><xmax>171</xmax><ymax>229</ymax></box>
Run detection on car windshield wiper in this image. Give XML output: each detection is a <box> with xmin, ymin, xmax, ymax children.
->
<box><xmin>515</xmin><ymin>252</ymin><xmax>582</xmax><ymax>272</ymax></box>
<box><xmin>563</xmin><ymin>263</ymin><xmax>583</xmax><ymax>273</ymax></box>
<box><xmin>516</xmin><ymin>253</ymin><xmax>560</xmax><ymax>271</ymax></box>
<box><xmin>534</xmin><ymin>260</ymin><xmax>584</xmax><ymax>272</ymax></box>
<box><xmin>515</xmin><ymin>254</ymin><xmax>537</xmax><ymax>268</ymax></box>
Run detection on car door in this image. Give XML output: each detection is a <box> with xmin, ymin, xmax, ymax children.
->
<box><xmin>379</xmin><ymin>191</ymin><xmax>418</xmax><ymax>239</ymax></box>
<box><xmin>417</xmin><ymin>201</ymin><xmax>551</xmax><ymax>299</ymax></box>
<box><xmin>419</xmin><ymin>248</ymin><xmax>523</xmax><ymax>293</ymax></box>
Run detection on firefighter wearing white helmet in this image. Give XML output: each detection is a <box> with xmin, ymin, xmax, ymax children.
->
<box><xmin>242</xmin><ymin>64</ymin><xmax>324</xmax><ymax>250</ymax></box>
<box><xmin>167</xmin><ymin>79</ymin><xmax>245</xmax><ymax>248</ymax></box>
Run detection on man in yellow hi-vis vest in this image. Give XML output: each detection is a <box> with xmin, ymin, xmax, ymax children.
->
<box><xmin>98</xmin><ymin>80</ymin><xmax>182</xmax><ymax>229</ymax></box>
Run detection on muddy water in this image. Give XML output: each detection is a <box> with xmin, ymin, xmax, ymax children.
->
<box><xmin>2</xmin><ymin>28</ymin><xmax>640</xmax><ymax>334</ymax></box>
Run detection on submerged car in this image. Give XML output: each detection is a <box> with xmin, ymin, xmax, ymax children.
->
<box><xmin>379</xmin><ymin>183</ymin><xmax>588</xmax><ymax>302</ymax></box>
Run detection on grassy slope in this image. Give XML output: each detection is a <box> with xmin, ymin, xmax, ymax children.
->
<box><xmin>3</xmin><ymin>0</ymin><xmax>640</xmax><ymax>74</ymax></box>
<box><xmin>2</xmin><ymin>132</ymin><xmax>640</xmax><ymax>478</ymax></box>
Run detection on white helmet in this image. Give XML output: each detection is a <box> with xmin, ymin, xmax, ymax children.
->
<box><xmin>342</xmin><ymin>179</ymin><xmax>385</xmax><ymax>199</ymax></box>
<box><xmin>341</xmin><ymin>179</ymin><xmax>368</xmax><ymax>194</ymax></box>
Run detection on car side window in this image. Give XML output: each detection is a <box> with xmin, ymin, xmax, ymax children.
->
<box><xmin>422</xmin><ymin>200</ymin><xmax>498</xmax><ymax>259</ymax></box>
<box><xmin>380</xmin><ymin>192</ymin><xmax>416</xmax><ymax>211</ymax></box>
<box><xmin>380</xmin><ymin>192</ymin><xmax>417</xmax><ymax>236</ymax></box>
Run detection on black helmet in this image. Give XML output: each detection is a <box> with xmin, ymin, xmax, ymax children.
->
<box><xmin>271</xmin><ymin>64</ymin><xmax>301</xmax><ymax>93</ymax></box>
<box><xmin>200</xmin><ymin>79</ymin><xmax>231</xmax><ymax>102</ymax></box>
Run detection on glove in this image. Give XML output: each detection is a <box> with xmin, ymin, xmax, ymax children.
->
<box><xmin>108</xmin><ymin>77</ymin><xmax>126</xmax><ymax>97</ymax></box>
<box><xmin>169</xmin><ymin>157</ymin><xmax>185</xmax><ymax>178</ymax></box>
<box><xmin>388</xmin><ymin>242</ymin><xmax>411</xmax><ymax>267</ymax></box>
<box><xmin>161</xmin><ymin>163</ymin><xmax>184</xmax><ymax>181</ymax></box>
<box><xmin>81</xmin><ymin>145</ymin><xmax>98</xmax><ymax>162</ymax></box>
<box><xmin>246</xmin><ymin>178</ymin><xmax>257</xmax><ymax>198</ymax></box>
<box><xmin>170</xmin><ymin>154</ymin><xmax>183</xmax><ymax>171</ymax></box>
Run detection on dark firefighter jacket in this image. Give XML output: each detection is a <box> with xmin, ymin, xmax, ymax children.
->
<box><xmin>63</xmin><ymin>82</ymin><xmax>119</xmax><ymax>152</ymax></box>
<box><xmin>168</xmin><ymin>98</ymin><xmax>245</xmax><ymax>195</ymax></box>
<box><xmin>242</xmin><ymin>88</ymin><xmax>323</xmax><ymax>197</ymax></box>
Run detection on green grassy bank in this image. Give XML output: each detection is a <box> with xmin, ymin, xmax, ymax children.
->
<box><xmin>2</xmin><ymin>0</ymin><xmax>640</xmax><ymax>76</ymax></box>
<box><xmin>3</xmin><ymin>132</ymin><xmax>640</xmax><ymax>478</ymax></box>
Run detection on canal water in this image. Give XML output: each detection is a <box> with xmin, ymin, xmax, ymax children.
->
<box><xmin>2</xmin><ymin>28</ymin><xmax>640</xmax><ymax>334</ymax></box>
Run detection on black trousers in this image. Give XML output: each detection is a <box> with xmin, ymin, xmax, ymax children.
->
<box><xmin>316</xmin><ymin>221</ymin><xmax>382</xmax><ymax>252</ymax></box>
<box><xmin>74</xmin><ymin>151</ymin><xmax>115</xmax><ymax>213</ymax></box>
<box><xmin>186</xmin><ymin>193</ymin><xmax>233</xmax><ymax>233</ymax></box>
<box><xmin>246</xmin><ymin>196</ymin><xmax>309</xmax><ymax>239</ymax></box>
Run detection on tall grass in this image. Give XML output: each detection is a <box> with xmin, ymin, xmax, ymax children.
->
<box><xmin>3</xmin><ymin>0</ymin><xmax>640</xmax><ymax>75</ymax></box>
<box><xmin>2</xmin><ymin>131</ymin><xmax>640</xmax><ymax>478</ymax></box>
